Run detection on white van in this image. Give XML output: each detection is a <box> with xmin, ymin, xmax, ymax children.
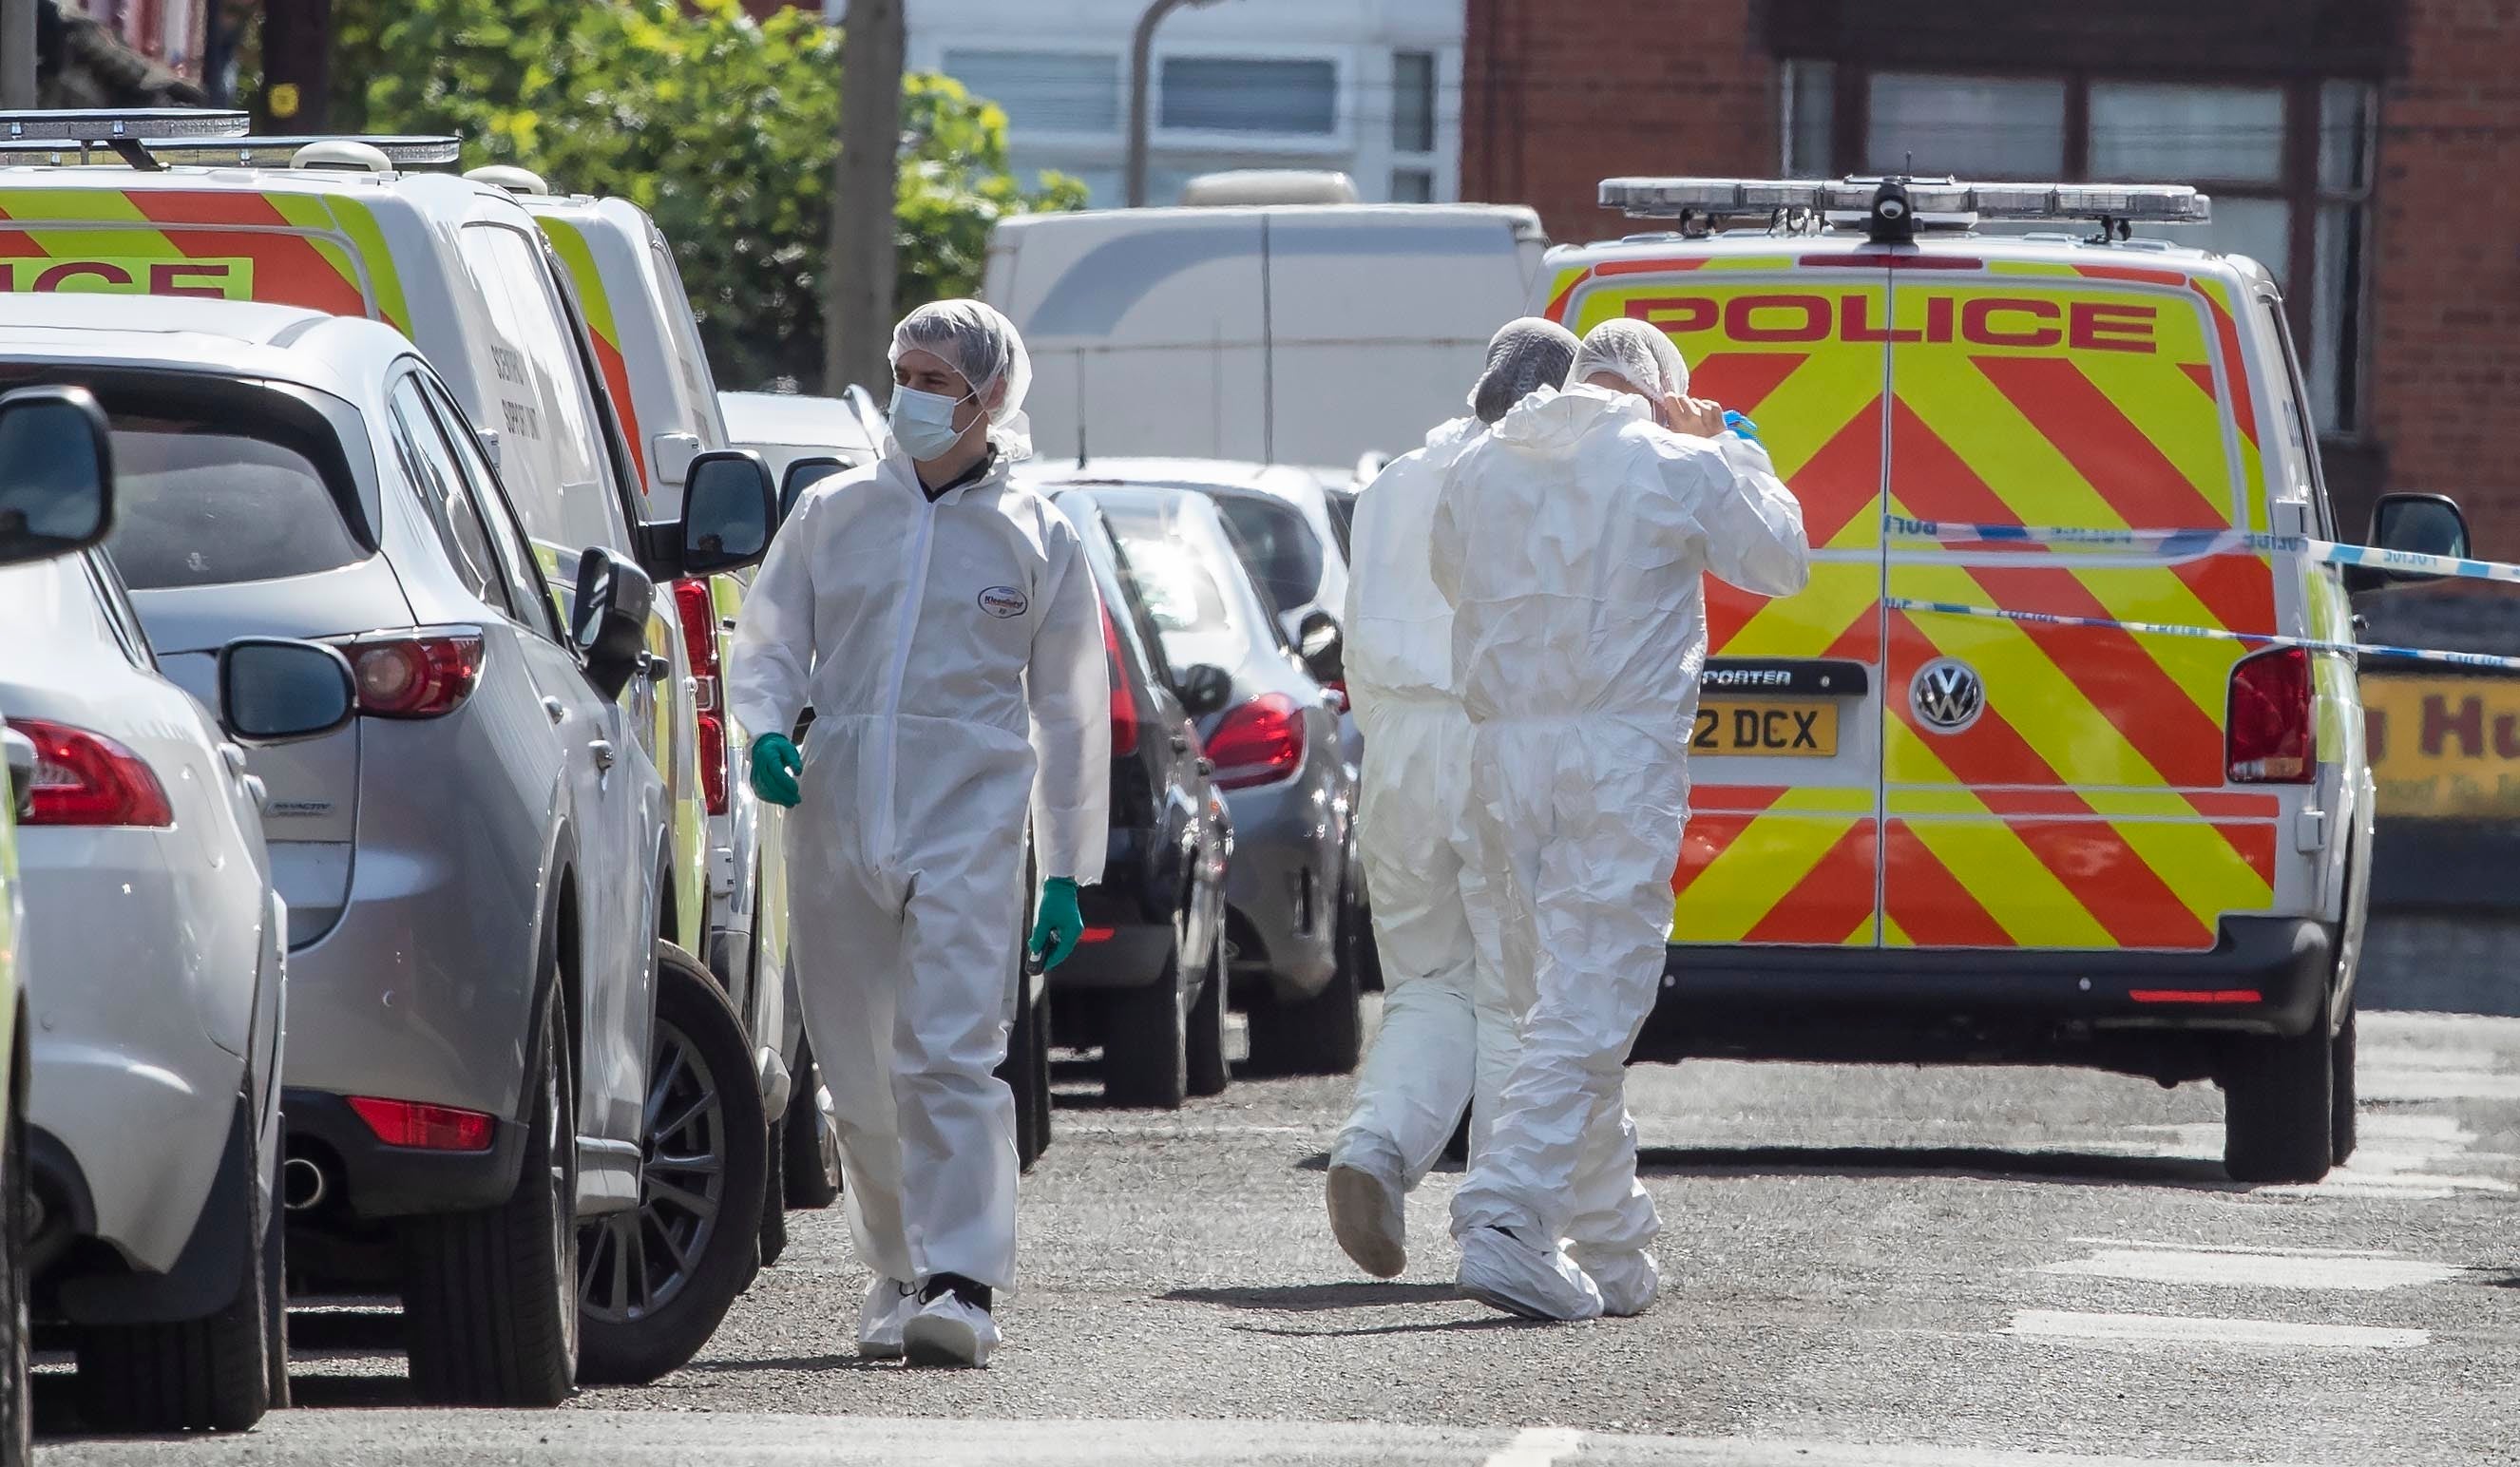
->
<box><xmin>984</xmin><ymin>202</ymin><xmax>1546</xmax><ymax>472</ymax></box>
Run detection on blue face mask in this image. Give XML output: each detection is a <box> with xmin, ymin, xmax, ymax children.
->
<box><xmin>889</xmin><ymin>384</ymin><xmax>975</xmax><ymax>460</ymax></box>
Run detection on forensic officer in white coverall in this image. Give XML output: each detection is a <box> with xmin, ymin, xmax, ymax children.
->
<box><xmin>726</xmin><ymin>300</ymin><xmax>1108</xmax><ymax>1367</ymax></box>
<box><xmin>1325</xmin><ymin>317</ymin><xmax>1581</xmax><ymax>1281</ymax></box>
<box><xmin>1434</xmin><ymin>318</ymin><xmax>1809</xmax><ymax>1322</ymax></box>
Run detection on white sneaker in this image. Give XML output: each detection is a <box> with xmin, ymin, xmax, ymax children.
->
<box><xmin>1457</xmin><ymin>1225</ymin><xmax>1603</xmax><ymax>1322</ymax></box>
<box><xmin>1574</xmin><ymin>1246</ymin><xmax>1660</xmax><ymax>1317</ymax></box>
<box><xmin>1327</xmin><ymin>1161</ymin><xmax>1407</xmax><ymax>1279</ymax></box>
<box><xmin>902</xmin><ymin>1288</ymin><xmax>1001</xmax><ymax>1368</ymax></box>
<box><xmin>857</xmin><ymin>1277</ymin><xmax>918</xmax><ymax>1360</ymax></box>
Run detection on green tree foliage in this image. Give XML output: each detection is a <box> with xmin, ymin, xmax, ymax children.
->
<box><xmin>309</xmin><ymin>0</ymin><xmax>1083</xmax><ymax>389</ymax></box>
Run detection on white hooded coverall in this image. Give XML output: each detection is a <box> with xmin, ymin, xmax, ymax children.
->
<box><xmin>725</xmin><ymin>447</ymin><xmax>1109</xmax><ymax>1293</ymax></box>
<box><xmin>1434</xmin><ymin>383</ymin><xmax>1808</xmax><ymax>1292</ymax></box>
<box><xmin>1330</xmin><ymin>414</ymin><xmax>1515</xmax><ymax>1191</ymax></box>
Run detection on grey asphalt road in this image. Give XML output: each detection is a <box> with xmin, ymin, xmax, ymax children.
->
<box><xmin>38</xmin><ymin>930</ymin><xmax>2520</xmax><ymax>1467</ymax></box>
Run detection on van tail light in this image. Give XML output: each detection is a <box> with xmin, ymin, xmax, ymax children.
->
<box><xmin>350</xmin><ymin>632</ymin><xmax>485</xmax><ymax>719</ymax></box>
<box><xmin>348</xmin><ymin>1096</ymin><xmax>495</xmax><ymax>1152</ymax></box>
<box><xmin>12</xmin><ymin>718</ymin><xmax>174</xmax><ymax>828</ymax></box>
<box><xmin>1206</xmin><ymin>693</ymin><xmax>1307</xmax><ymax>790</ymax></box>
<box><xmin>2227</xmin><ymin>646</ymin><xmax>2315</xmax><ymax>783</ymax></box>
<box><xmin>1102</xmin><ymin>604</ymin><xmax>1138</xmax><ymax>757</ymax></box>
<box><xmin>675</xmin><ymin>579</ymin><xmax>730</xmax><ymax>815</ymax></box>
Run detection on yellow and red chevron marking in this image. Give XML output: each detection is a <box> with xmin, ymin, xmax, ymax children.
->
<box><xmin>1673</xmin><ymin>788</ymin><xmax>1877</xmax><ymax>946</ymax></box>
<box><xmin>1883</xmin><ymin>811</ymin><xmax>2276</xmax><ymax>950</ymax></box>
<box><xmin>537</xmin><ymin>216</ymin><xmax>649</xmax><ymax>493</ymax></box>
<box><xmin>0</xmin><ymin>187</ymin><xmax>417</xmax><ymax>338</ymax></box>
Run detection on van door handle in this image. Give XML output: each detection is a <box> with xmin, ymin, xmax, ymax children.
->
<box><xmin>543</xmin><ymin>697</ymin><xmax>566</xmax><ymax>725</ymax></box>
<box><xmin>589</xmin><ymin>739</ymin><xmax>617</xmax><ymax>771</ymax></box>
<box><xmin>1171</xmin><ymin>730</ymin><xmax>1193</xmax><ymax>753</ymax></box>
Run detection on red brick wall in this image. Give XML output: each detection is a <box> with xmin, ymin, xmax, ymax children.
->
<box><xmin>1461</xmin><ymin>0</ymin><xmax>1776</xmax><ymax>249</ymax></box>
<box><xmin>2366</xmin><ymin>0</ymin><xmax>2520</xmax><ymax>556</ymax></box>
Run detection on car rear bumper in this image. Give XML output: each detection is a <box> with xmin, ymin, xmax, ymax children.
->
<box><xmin>38</xmin><ymin>1094</ymin><xmax>255</xmax><ymax>1327</ymax></box>
<box><xmin>1053</xmin><ymin>831</ymin><xmax>1176</xmax><ymax>991</ymax></box>
<box><xmin>1220</xmin><ymin>785</ymin><xmax>1337</xmax><ymax>1002</ymax></box>
<box><xmin>1637</xmin><ymin>916</ymin><xmax>2337</xmax><ymax>1070</ymax></box>
<box><xmin>281</xmin><ymin>1087</ymin><xmax>525</xmax><ymax>1221</ymax></box>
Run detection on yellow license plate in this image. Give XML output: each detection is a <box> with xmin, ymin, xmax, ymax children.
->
<box><xmin>1692</xmin><ymin>700</ymin><xmax>1836</xmax><ymax>756</ymax></box>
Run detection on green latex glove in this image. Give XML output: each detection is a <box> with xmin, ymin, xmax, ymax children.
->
<box><xmin>750</xmin><ymin>733</ymin><xmax>802</xmax><ymax>809</ymax></box>
<box><xmin>1029</xmin><ymin>878</ymin><xmax>1084</xmax><ymax>972</ymax></box>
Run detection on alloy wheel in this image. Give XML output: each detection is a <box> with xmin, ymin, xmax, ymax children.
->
<box><xmin>577</xmin><ymin>1019</ymin><xmax>727</xmax><ymax>1325</ymax></box>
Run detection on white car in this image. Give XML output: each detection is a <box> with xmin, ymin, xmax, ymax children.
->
<box><xmin>0</xmin><ymin>386</ymin><xmax>355</xmax><ymax>1433</ymax></box>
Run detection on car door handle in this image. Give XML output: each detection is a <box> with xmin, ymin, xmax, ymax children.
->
<box><xmin>589</xmin><ymin>739</ymin><xmax>617</xmax><ymax>771</ymax></box>
<box><xmin>219</xmin><ymin>742</ymin><xmax>251</xmax><ymax>779</ymax></box>
<box><xmin>1170</xmin><ymin>730</ymin><xmax>1193</xmax><ymax>753</ymax></box>
<box><xmin>543</xmin><ymin>697</ymin><xmax>567</xmax><ymax>725</ymax></box>
<box><xmin>1196</xmin><ymin>756</ymin><xmax>1215</xmax><ymax>777</ymax></box>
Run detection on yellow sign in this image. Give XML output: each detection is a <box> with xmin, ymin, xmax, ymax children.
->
<box><xmin>269</xmin><ymin>83</ymin><xmax>301</xmax><ymax>120</ymax></box>
<box><xmin>2364</xmin><ymin>675</ymin><xmax>2520</xmax><ymax>818</ymax></box>
<box><xmin>0</xmin><ymin>257</ymin><xmax>257</xmax><ymax>300</ymax></box>
<box><xmin>1692</xmin><ymin>700</ymin><xmax>1837</xmax><ymax>757</ymax></box>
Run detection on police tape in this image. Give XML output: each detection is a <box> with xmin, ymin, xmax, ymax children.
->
<box><xmin>1882</xmin><ymin>596</ymin><xmax>2520</xmax><ymax>675</ymax></box>
<box><xmin>1884</xmin><ymin>514</ymin><xmax>2520</xmax><ymax>588</ymax></box>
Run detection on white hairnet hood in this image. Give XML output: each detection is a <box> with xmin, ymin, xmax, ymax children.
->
<box><xmin>890</xmin><ymin>298</ymin><xmax>1036</xmax><ymax>460</ymax></box>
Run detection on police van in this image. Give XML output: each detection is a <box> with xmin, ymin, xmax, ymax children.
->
<box><xmin>1551</xmin><ymin>174</ymin><xmax>2469</xmax><ymax>1183</ymax></box>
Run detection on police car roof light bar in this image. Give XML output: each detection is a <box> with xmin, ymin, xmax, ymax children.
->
<box><xmin>0</xmin><ymin>133</ymin><xmax>462</xmax><ymax>168</ymax></box>
<box><xmin>1598</xmin><ymin>177</ymin><xmax>2213</xmax><ymax>230</ymax></box>
<box><xmin>0</xmin><ymin>108</ymin><xmax>252</xmax><ymax>143</ymax></box>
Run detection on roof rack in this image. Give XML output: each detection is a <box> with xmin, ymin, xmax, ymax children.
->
<box><xmin>0</xmin><ymin>132</ymin><xmax>460</xmax><ymax>169</ymax></box>
<box><xmin>1598</xmin><ymin>175</ymin><xmax>2210</xmax><ymax>245</ymax></box>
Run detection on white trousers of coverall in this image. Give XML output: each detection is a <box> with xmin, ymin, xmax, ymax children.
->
<box><xmin>788</xmin><ymin>712</ymin><xmax>1029</xmax><ymax>1292</ymax></box>
<box><xmin>1448</xmin><ymin>716</ymin><xmax>1672</xmax><ymax>1283</ymax></box>
<box><xmin>1334</xmin><ymin>698</ymin><xmax>1516</xmax><ymax>1189</ymax></box>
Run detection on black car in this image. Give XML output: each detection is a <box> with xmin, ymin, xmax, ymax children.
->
<box><xmin>1045</xmin><ymin>490</ymin><xmax>1236</xmax><ymax>1108</ymax></box>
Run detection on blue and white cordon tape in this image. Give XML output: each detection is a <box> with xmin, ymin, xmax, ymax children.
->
<box><xmin>1878</xmin><ymin>514</ymin><xmax>2520</xmax><ymax>674</ymax></box>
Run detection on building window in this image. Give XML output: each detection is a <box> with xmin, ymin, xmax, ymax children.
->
<box><xmin>1804</xmin><ymin>67</ymin><xmax>2377</xmax><ymax>435</ymax></box>
<box><xmin>1865</xmin><ymin>73</ymin><xmax>2066</xmax><ymax>179</ymax></box>
<box><xmin>1390</xmin><ymin>168</ymin><xmax>1434</xmax><ymax>202</ymax></box>
<box><xmin>1159</xmin><ymin>56</ymin><xmax>1339</xmax><ymax>136</ymax></box>
<box><xmin>943</xmin><ymin>49</ymin><xmax>1122</xmax><ymax>135</ymax></box>
<box><xmin>1393</xmin><ymin>50</ymin><xmax>1437</xmax><ymax>155</ymax></box>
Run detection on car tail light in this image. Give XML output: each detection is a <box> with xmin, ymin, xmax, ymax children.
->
<box><xmin>675</xmin><ymin>579</ymin><xmax>731</xmax><ymax>815</ymax></box>
<box><xmin>348</xmin><ymin>1096</ymin><xmax>495</xmax><ymax>1152</ymax></box>
<box><xmin>351</xmin><ymin>633</ymin><xmax>484</xmax><ymax>719</ymax></box>
<box><xmin>2227</xmin><ymin>646</ymin><xmax>2315</xmax><ymax>783</ymax></box>
<box><xmin>1102</xmin><ymin>604</ymin><xmax>1139</xmax><ymax>757</ymax></box>
<box><xmin>12</xmin><ymin>718</ymin><xmax>173</xmax><ymax>828</ymax></box>
<box><xmin>1206</xmin><ymin>693</ymin><xmax>1307</xmax><ymax>790</ymax></box>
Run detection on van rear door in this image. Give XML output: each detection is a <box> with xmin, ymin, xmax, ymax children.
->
<box><xmin>1880</xmin><ymin>263</ymin><xmax>2281</xmax><ymax>951</ymax></box>
<box><xmin>1551</xmin><ymin>255</ymin><xmax>1893</xmax><ymax>947</ymax></box>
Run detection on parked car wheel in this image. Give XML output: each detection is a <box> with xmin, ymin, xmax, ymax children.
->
<box><xmin>1105</xmin><ymin>957</ymin><xmax>1190</xmax><ymax>1110</ymax></box>
<box><xmin>261</xmin><ymin>1161</ymin><xmax>290</xmax><ymax>1411</ymax></box>
<box><xmin>2331</xmin><ymin>1005</ymin><xmax>2358</xmax><ymax>1168</ymax></box>
<box><xmin>400</xmin><ymin>980</ymin><xmax>577</xmax><ymax>1407</ymax></box>
<box><xmin>2221</xmin><ymin>1021</ymin><xmax>2334</xmax><ymax>1184</ymax></box>
<box><xmin>578</xmin><ymin>943</ymin><xmax>768</xmax><ymax>1385</ymax></box>
<box><xmin>1004</xmin><ymin>971</ymin><xmax>1046</xmax><ymax>1172</ymax></box>
<box><xmin>74</xmin><ymin>1109</ymin><xmax>276</xmax><ymax>1432</ymax></box>
<box><xmin>1243</xmin><ymin>871</ymin><xmax>1366</xmax><ymax>1077</ymax></box>
<box><xmin>0</xmin><ymin>1091</ymin><xmax>29</xmax><ymax>1467</ymax></box>
<box><xmin>757</xmin><ymin>1114</ymin><xmax>790</xmax><ymax>1269</ymax></box>
<box><xmin>1029</xmin><ymin>981</ymin><xmax>1055</xmax><ymax>1163</ymax></box>
<box><xmin>780</xmin><ymin>1038</ymin><xmax>842</xmax><ymax>1210</ymax></box>
<box><xmin>1186</xmin><ymin>927</ymin><xmax>1231</xmax><ymax>1099</ymax></box>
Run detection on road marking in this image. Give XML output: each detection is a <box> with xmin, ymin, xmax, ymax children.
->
<box><xmin>2358</xmin><ymin>1069</ymin><xmax>2520</xmax><ymax>1102</ymax></box>
<box><xmin>2042</xmin><ymin>1247</ymin><xmax>2459</xmax><ymax>1290</ymax></box>
<box><xmin>2004</xmin><ymin>1309</ymin><xmax>2428</xmax><ymax>1350</ymax></box>
<box><xmin>1484</xmin><ymin>1427</ymin><xmax>1584</xmax><ymax>1467</ymax></box>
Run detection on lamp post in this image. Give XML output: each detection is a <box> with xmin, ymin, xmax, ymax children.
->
<box><xmin>1125</xmin><ymin>0</ymin><xmax>1226</xmax><ymax>207</ymax></box>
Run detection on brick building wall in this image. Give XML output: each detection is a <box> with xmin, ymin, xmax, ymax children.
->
<box><xmin>1460</xmin><ymin>0</ymin><xmax>2520</xmax><ymax>556</ymax></box>
<box><xmin>2366</xmin><ymin>0</ymin><xmax>2520</xmax><ymax>556</ymax></box>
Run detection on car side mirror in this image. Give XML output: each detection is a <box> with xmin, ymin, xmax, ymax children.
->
<box><xmin>571</xmin><ymin>547</ymin><xmax>657</xmax><ymax>700</ymax></box>
<box><xmin>676</xmin><ymin>449</ymin><xmax>777</xmax><ymax>577</ymax></box>
<box><xmin>0</xmin><ymin>384</ymin><xmax>116</xmax><ymax>568</ymax></box>
<box><xmin>218</xmin><ymin>638</ymin><xmax>358</xmax><ymax>743</ymax></box>
<box><xmin>2351</xmin><ymin>492</ymin><xmax>2472</xmax><ymax>592</ymax></box>
<box><xmin>1295</xmin><ymin>608</ymin><xmax>1345</xmax><ymax>687</ymax></box>
<box><xmin>779</xmin><ymin>455</ymin><xmax>848</xmax><ymax>523</ymax></box>
<box><xmin>1175</xmin><ymin>663</ymin><xmax>1234</xmax><ymax>718</ymax></box>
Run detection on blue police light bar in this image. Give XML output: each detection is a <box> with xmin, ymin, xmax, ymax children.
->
<box><xmin>1599</xmin><ymin>176</ymin><xmax>2212</xmax><ymax>226</ymax></box>
<box><xmin>0</xmin><ymin>134</ymin><xmax>462</xmax><ymax>167</ymax></box>
<box><xmin>0</xmin><ymin>108</ymin><xmax>251</xmax><ymax>143</ymax></box>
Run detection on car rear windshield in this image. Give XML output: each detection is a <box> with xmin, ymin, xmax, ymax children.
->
<box><xmin>1101</xmin><ymin>503</ymin><xmax>1258</xmax><ymax>674</ymax></box>
<box><xmin>106</xmin><ymin>420</ymin><xmax>367</xmax><ymax>590</ymax></box>
<box><xmin>1203</xmin><ymin>491</ymin><xmax>1324</xmax><ymax>612</ymax></box>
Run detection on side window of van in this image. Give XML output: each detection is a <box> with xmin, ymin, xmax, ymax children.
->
<box><xmin>387</xmin><ymin>374</ymin><xmax>511</xmax><ymax>616</ymax></box>
<box><xmin>457</xmin><ymin>222</ymin><xmax>628</xmax><ymax>558</ymax></box>
<box><xmin>2254</xmin><ymin>298</ymin><xmax>2335</xmax><ymax>539</ymax></box>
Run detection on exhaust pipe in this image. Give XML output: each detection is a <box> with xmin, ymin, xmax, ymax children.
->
<box><xmin>283</xmin><ymin>1155</ymin><xmax>329</xmax><ymax>1212</ymax></box>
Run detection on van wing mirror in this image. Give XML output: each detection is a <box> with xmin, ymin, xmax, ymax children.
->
<box><xmin>1295</xmin><ymin>608</ymin><xmax>1345</xmax><ymax>687</ymax></box>
<box><xmin>0</xmin><ymin>384</ymin><xmax>116</xmax><ymax>568</ymax></box>
<box><xmin>677</xmin><ymin>449</ymin><xmax>777</xmax><ymax>577</ymax></box>
<box><xmin>218</xmin><ymin>638</ymin><xmax>358</xmax><ymax>743</ymax></box>
<box><xmin>571</xmin><ymin>547</ymin><xmax>657</xmax><ymax>700</ymax></box>
<box><xmin>2353</xmin><ymin>493</ymin><xmax>2472</xmax><ymax>592</ymax></box>
<box><xmin>779</xmin><ymin>456</ymin><xmax>849</xmax><ymax>523</ymax></box>
<box><xmin>1175</xmin><ymin>663</ymin><xmax>1233</xmax><ymax>718</ymax></box>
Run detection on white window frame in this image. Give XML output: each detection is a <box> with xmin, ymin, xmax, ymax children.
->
<box><xmin>1152</xmin><ymin>42</ymin><xmax>1354</xmax><ymax>156</ymax></box>
<box><xmin>934</xmin><ymin>43</ymin><xmax>1129</xmax><ymax>144</ymax></box>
